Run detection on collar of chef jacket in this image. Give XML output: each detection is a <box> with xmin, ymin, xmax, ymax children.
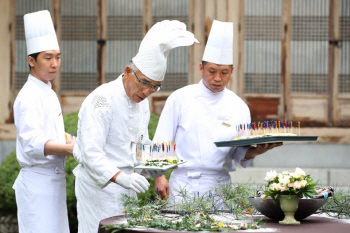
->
<box><xmin>197</xmin><ymin>79</ymin><xmax>226</xmax><ymax>102</ymax></box>
<box><xmin>28</xmin><ymin>74</ymin><xmax>52</xmax><ymax>93</ymax></box>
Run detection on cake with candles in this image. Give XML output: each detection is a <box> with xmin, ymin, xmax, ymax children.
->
<box><xmin>234</xmin><ymin>120</ymin><xmax>300</xmax><ymax>140</ymax></box>
<box><xmin>140</xmin><ymin>141</ymin><xmax>185</xmax><ymax>168</ymax></box>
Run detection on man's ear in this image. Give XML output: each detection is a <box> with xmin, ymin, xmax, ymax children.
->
<box><xmin>199</xmin><ymin>62</ymin><xmax>204</xmax><ymax>75</ymax></box>
<box><xmin>27</xmin><ymin>56</ymin><xmax>35</xmax><ymax>68</ymax></box>
<box><xmin>124</xmin><ymin>66</ymin><xmax>132</xmax><ymax>75</ymax></box>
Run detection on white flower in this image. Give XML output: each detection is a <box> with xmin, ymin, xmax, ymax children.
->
<box><xmin>269</xmin><ymin>183</ymin><xmax>280</xmax><ymax>191</ymax></box>
<box><xmin>288</xmin><ymin>182</ymin><xmax>294</xmax><ymax>188</ymax></box>
<box><xmin>279</xmin><ymin>183</ymin><xmax>287</xmax><ymax>191</ymax></box>
<box><xmin>293</xmin><ymin>180</ymin><xmax>302</xmax><ymax>189</ymax></box>
<box><xmin>265</xmin><ymin>170</ymin><xmax>278</xmax><ymax>182</ymax></box>
<box><xmin>294</xmin><ymin>167</ymin><xmax>306</xmax><ymax>178</ymax></box>
<box><xmin>279</xmin><ymin>175</ymin><xmax>290</xmax><ymax>185</ymax></box>
<box><xmin>300</xmin><ymin>180</ymin><xmax>307</xmax><ymax>187</ymax></box>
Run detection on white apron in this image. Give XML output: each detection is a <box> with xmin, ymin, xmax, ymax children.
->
<box><xmin>169</xmin><ymin>169</ymin><xmax>231</xmax><ymax>203</ymax></box>
<box><xmin>75</xmin><ymin>167</ymin><xmax>137</xmax><ymax>233</ymax></box>
<box><xmin>13</xmin><ymin>163</ymin><xmax>69</xmax><ymax>233</ymax></box>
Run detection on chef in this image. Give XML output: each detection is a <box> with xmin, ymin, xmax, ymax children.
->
<box><xmin>13</xmin><ymin>10</ymin><xmax>75</xmax><ymax>233</ymax></box>
<box><xmin>72</xmin><ymin>20</ymin><xmax>198</xmax><ymax>233</ymax></box>
<box><xmin>153</xmin><ymin>20</ymin><xmax>282</xmax><ymax>200</ymax></box>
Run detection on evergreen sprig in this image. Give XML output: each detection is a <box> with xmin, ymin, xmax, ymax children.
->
<box><xmin>103</xmin><ymin>183</ymin><xmax>265</xmax><ymax>232</ymax></box>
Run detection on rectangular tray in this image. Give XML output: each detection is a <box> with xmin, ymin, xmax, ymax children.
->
<box><xmin>214</xmin><ymin>136</ymin><xmax>319</xmax><ymax>147</ymax></box>
<box><xmin>134</xmin><ymin>160</ymin><xmax>187</xmax><ymax>171</ymax></box>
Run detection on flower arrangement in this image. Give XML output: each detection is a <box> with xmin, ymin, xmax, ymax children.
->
<box><xmin>264</xmin><ymin>167</ymin><xmax>317</xmax><ymax>203</ymax></box>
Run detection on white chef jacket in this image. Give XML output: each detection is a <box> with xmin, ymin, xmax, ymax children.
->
<box><xmin>12</xmin><ymin>74</ymin><xmax>69</xmax><ymax>233</ymax></box>
<box><xmin>153</xmin><ymin>80</ymin><xmax>253</xmax><ymax>198</ymax></box>
<box><xmin>73</xmin><ymin>74</ymin><xmax>151</xmax><ymax>233</ymax></box>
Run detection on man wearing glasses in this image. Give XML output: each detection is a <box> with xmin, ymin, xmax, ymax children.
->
<box><xmin>72</xmin><ymin>20</ymin><xmax>198</xmax><ymax>233</ymax></box>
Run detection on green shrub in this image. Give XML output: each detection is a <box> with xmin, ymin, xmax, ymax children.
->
<box><xmin>0</xmin><ymin>150</ymin><xmax>20</xmax><ymax>219</ymax></box>
<box><xmin>0</xmin><ymin>111</ymin><xmax>163</xmax><ymax>232</ymax></box>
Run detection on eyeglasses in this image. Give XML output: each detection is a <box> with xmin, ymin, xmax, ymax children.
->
<box><xmin>132</xmin><ymin>69</ymin><xmax>161</xmax><ymax>92</ymax></box>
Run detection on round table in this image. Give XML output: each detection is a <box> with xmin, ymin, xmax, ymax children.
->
<box><xmin>98</xmin><ymin>214</ymin><xmax>350</xmax><ymax>233</ymax></box>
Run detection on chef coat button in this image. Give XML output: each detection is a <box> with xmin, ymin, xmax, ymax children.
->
<box><xmin>129</xmin><ymin>115</ymin><xmax>133</xmax><ymax>118</ymax></box>
<box><xmin>129</xmin><ymin>105</ymin><xmax>133</xmax><ymax>109</ymax></box>
<box><xmin>55</xmin><ymin>167</ymin><xmax>59</xmax><ymax>174</ymax></box>
<box><xmin>129</xmin><ymin>127</ymin><xmax>133</xmax><ymax>131</ymax></box>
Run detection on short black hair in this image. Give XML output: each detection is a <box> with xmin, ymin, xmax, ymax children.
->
<box><xmin>28</xmin><ymin>52</ymin><xmax>40</xmax><ymax>70</ymax></box>
<box><xmin>201</xmin><ymin>60</ymin><xmax>233</xmax><ymax>68</ymax></box>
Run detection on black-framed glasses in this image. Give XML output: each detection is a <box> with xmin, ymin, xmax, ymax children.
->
<box><xmin>132</xmin><ymin>69</ymin><xmax>161</xmax><ymax>92</ymax></box>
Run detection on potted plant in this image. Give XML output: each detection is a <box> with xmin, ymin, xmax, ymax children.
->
<box><xmin>264</xmin><ymin>167</ymin><xmax>317</xmax><ymax>224</ymax></box>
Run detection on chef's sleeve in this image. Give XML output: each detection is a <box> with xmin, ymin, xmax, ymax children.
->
<box><xmin>16</xmin><ymin>101</ymin><xmax>51</xmax><ymax>159</ymax></box>
<box><xmin>78</xmin><ymin>105</ymin><xmax>120</xmax><ymax>187</ymax></box>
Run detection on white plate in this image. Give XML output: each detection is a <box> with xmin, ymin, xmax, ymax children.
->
<box><xmin>134</xmin><ymin>160</ymin><xmax>187</xmax><ymax>171</ymax></box>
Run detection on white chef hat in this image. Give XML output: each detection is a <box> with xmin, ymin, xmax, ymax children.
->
<box><xmin>132</xmin><ymin>20</ymin><xmax>198</xmax><ymax>82</ymax></box>
<box><xmin>202</xmin><ymin>20</ymin><xmax>233</xmax><ymax>65</ymax></box>
<box><xmin>24</xmin><ymin>10</ymin><xmax>59</xmax><ymax>55</ymax></box>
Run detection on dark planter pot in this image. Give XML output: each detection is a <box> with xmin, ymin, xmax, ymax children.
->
<box><xmin>249</xmin><ymin>197</ymin><xmax>327</xmax><ymax>221</ymax></box>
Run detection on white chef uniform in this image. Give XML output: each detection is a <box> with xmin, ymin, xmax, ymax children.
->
<box><xmin>12</xmin><ymin>10</ymin><xmax>69</xmax><ymax>233</ymax></box>
<box><xmin>73</xmin><ymin>20</ymin><xmax>198</xmax><ymax>233</ymax></box>
<box><xmin>73</xmin><ymin>75</ymin><xmax>151</xmax><ymax>233</ymax></box>
<box><xmin>153</xmin><ymin>20</ymin><xmax>252</xmax><ymax>200</ymax></box>
<box><xmin>153</xmin><ymin>80</ymin><xmax>252</xmax><ymax>199</ymax></box>
<box><xmin>13</xmin><ymin>75</ymin><xmax>69</xmax><ymax>233</ymax></box>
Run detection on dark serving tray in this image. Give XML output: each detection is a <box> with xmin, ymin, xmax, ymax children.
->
<box><xmin>214</xmin><ymin>135</ymin><xmax>319</xmax><ymax>147</ymax></box>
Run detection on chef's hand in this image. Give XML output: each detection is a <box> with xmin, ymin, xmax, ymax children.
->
<box><xmin>65</xmin><ymin>133</ymin><xmax>76</xmax><ymax>156</ymax></box>
<box><xmin>245</xmin><ymin>142</ymin><xmax>283</xmax><ymax>160</ymax></box>
<box><xmin>115</xmin><ymin>172</ymin><xmax>150</xmax><ymax>193</ymax></box>
<box><xmin>155</xmin><ymin>175</ymin><xmax>169</xmax><ymax>199</ymax></box>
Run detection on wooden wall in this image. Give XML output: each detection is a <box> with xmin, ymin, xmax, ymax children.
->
<box><xmin>1</xmin><ymin>0</ymin><xmax>349</xmax><ymax>127</ymax></box>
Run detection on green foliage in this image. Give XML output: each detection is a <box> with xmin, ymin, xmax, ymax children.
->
<box><xmin>148</xmin><ymin>113</ymin><xmax>159</xmax><ymax>141</ymax></box>
<box><xmin>0</xmin><ymin>150</ymin><xmax>20</xmax><ymax>219</ymax></box>
<box><xmin>104</xmin><ymin>189</ymin><xmax>265</xmax><ymax>232</ymax></box>
<box><xmin>216</xmin><ymin>182</ymin><xmax>257</xmax><ymax>218</ymax></box>
<box><xmin>319</xmin><ymin>188</ymin><xmax>350</xmax><ymax>218</ymax></box>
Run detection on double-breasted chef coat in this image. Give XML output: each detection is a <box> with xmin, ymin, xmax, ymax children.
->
<box><xmin>13</xmin><ymin>74</ymin><xmax>69</xmax><ymax>233</ymax></box>
<box><xmin>73</xmin><ymin>74</ymin><xmax>152</xmax><ymax>233</ymax></box>
<box><xmin>153</xmin><ymin>80</ymin><xmax>253</xmax><ymax>200</ymax></box>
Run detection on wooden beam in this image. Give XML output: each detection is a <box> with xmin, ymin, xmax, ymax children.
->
<box><xmin>228</xmin><ymin>0</ymin><xmax>244</xmax><ymax>95</ymax></box>
<box><xmin>188</xmin><ymin>0</ymin><xmax>195</xmax><ymax>85</ymax></box>
<box><xmin>51</xmin><ymin>0</ymin><xmax>61</xmax><ymax>95</ymax></box>
<box><xmin>97</xmin><ymin>0</ymin><xmax>107</xmax><ymax>85</ymax></box>
<box><xmin>9</xmin><ymin>0</ymin><xmax>16</xmax><ymax>122</ymax></box>
<box><xmin>143</xmin><ymin>0</ymin><xmax>153</xmax><ymax>36</ymax></box>
<box><xmin>0</xmin><ymin>0</ymin><xmax>15</xmax><ymax>123</ymax></box>
<box><xmin>188</xmin><ymin>0</ymin><xmax>205</xmax><ymax>85</ymax></box>
<box><xmin>237</xmin><ymin>0</ymin><xmax>245</xmax><ymax>98</ymax></box>
<box><xmin>281</xmin><ymin>0</ymin><xmax>291</xmax><ymax>120</ymax></box>
<box><xmin>216</xmin><ymin>0</ymin><xmax>227</xmax><ymax>21</ymax></box>
<box><xmin>328</xmin><ymin>0</ymin><xmax>340</xmax><ymax>126</ymax></box>
<box><xmin>205</xmin><ymin>0</ymin><xmax>216</xmax><ymax>41</ymax></box>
